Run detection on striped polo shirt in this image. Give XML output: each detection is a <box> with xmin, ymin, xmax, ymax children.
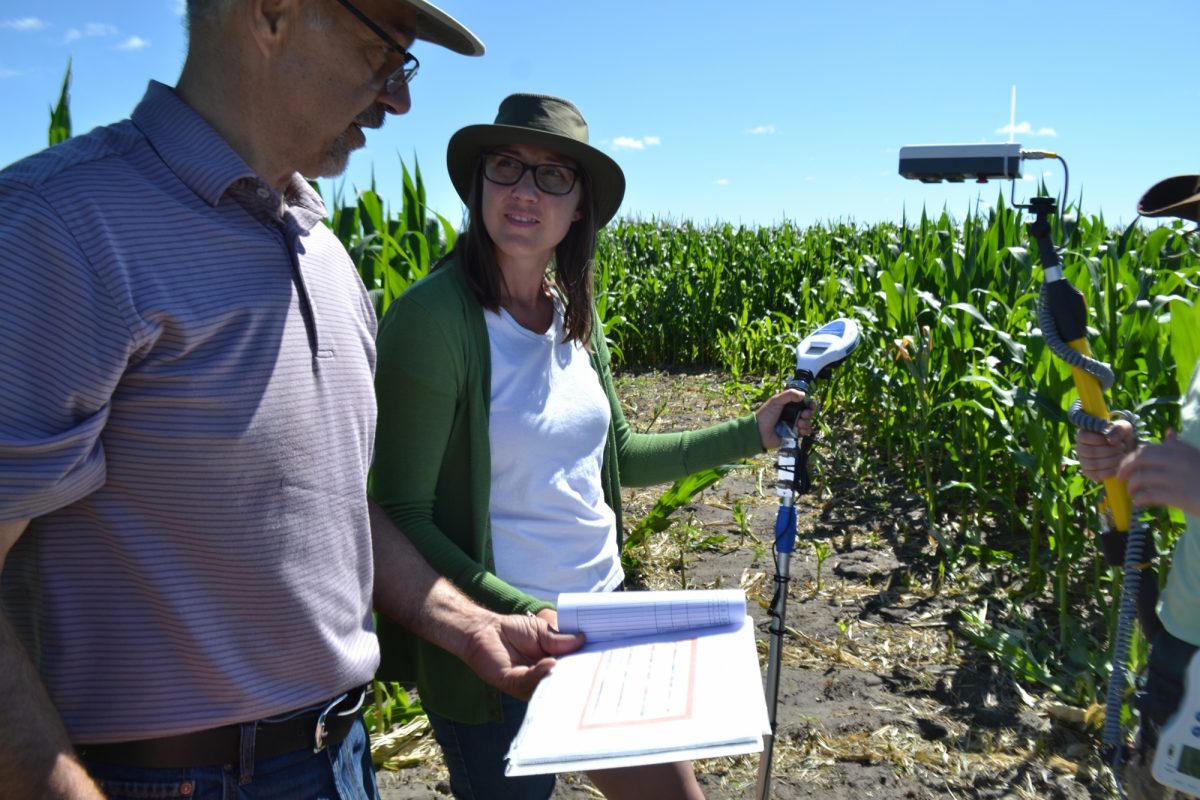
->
<box><xmin>0</xmin><ymin>81</ymin><xmax>380</xmax><ymax>743</ymax></box>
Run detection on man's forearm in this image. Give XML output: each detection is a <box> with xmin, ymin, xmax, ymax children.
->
<box><xmin>368</xmin><ymin>499</ymin><xmax>486</xmax><ymax>657</ymax></box>
<box><xmin>1</xmin><ymin>518</ymin><xmax>102</xmax><ymax>798</ymax></box>
<box><xmin>368</xmin><ymin>500</ymin><xmax>583</xmax><ymax>699</ymax></box>
<box><xmin>0</xmin><ymin>610</ymin><xmax>103</xmax><ymax>798</ymax></box>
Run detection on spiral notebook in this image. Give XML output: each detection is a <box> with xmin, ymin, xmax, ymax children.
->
<box><xmin>505</xmin><ymin>589</ymin><xmax>770</xmax><ymax>776</ymax></box>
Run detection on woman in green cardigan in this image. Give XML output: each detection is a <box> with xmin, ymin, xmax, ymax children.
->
<box><xmin>371</xmin><ymin>93</ymin><xmax>813</xmax><ymax>800</ymax></box>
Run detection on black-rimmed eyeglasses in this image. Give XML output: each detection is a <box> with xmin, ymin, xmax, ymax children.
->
<box><xmin>331</xmin><ymin>0</ymin><xmax>420</xmax><ymax>91</ymax></box>
<box><xmin>482</xmin><ymin>152</ymin><xmax>580</xmax><ymax>195</ymax></box>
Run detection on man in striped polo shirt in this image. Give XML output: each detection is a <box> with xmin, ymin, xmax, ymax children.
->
<box><xmin>0</xmin><ymin>1</ymin><xmax>582</xmax><ymax>798</ymax></box>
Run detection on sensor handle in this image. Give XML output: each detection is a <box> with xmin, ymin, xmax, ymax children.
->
<box><xmin>779</xmin><ymin>371</ymin><xmax>814</xmax><ymax>429</ymax></box>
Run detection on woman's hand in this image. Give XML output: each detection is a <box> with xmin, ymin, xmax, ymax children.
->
<box><xmin>755</xmin><ymin>388</ymin><xmax>814</xmax><ymax>450</ymax></box>
<box><xmin>1075</xmin><ymin>419</ymin><xmax>1137</xmax><ymax>482</ymax></box>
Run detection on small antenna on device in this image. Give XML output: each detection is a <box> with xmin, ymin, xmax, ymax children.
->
<box><xmin>1009</xmin><ymin>85</ymin><xmax>1017</xmax><ymax>144</ymax></box>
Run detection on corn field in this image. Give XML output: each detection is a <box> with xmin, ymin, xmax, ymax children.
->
<box><xmin>590</xmin><ymin>207</ymin><xmax>1200</xmax><ymax>707</ymax></box>
<box><xmin>341</xmin><ymin>163</ymin><xmax>1200</xmax><ymax>709</ymax></box>
<box><xmin>37</xmin><ymin>66</ymin><xmax>1200</xmax><ymax>733</ymax></box>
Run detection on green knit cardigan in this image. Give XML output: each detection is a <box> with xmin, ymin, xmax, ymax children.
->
<box><xmin>370</xmin><ymin>255</ymin><xmax>763</xmax><ymax>723</ymax></box>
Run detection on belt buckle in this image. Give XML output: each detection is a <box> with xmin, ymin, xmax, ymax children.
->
<box><xmin>311</xmin><ymin>686</ymin><xmax>368</xmax><ymax>754</ymax></box>
<box><xmin>312</xmin><ymin>692</ymin><xmax>348</xmax><ymax>754</ymax></box>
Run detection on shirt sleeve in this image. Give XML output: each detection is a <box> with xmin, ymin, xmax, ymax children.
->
<box><xmin>0</xmin><ymin>178</ymin><xmax>134</xmax><ymax>521</ymax></box>
<box><xmin>591</xmin><ymin>324</ymin><xmax>763</xmax><ymax>487</ymax></box>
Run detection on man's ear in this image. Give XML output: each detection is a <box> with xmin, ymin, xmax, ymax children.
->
<box><xmin>248</xmin><ymin>0</ymin><xmax>299</xmax><ymax>55</ymax></box>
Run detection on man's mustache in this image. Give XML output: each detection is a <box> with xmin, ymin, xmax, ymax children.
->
<box><xmin>354</xmin><ymin>105</ymin><xmax>386</xmax><ymax>130</ymax></box>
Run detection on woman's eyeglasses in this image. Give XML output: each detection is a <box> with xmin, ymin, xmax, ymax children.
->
<box><xmin>482</xmin><ymin>152</ymin><xmax>580</xmax><ymax>195</ymax></box>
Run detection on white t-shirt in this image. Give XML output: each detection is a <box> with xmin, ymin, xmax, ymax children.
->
<box><xmin>484</xmin><ymin>306</ymin><xmax>623</xmax><ymax>602</ymax></box>
<box><xmin>1158</xmin><ymin>361</ymin><xmax>1200</xmax><ymax>644</ymax></box>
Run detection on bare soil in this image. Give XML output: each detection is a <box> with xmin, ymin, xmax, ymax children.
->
<box><xmin>376</xmin><ymin>370</ymin><xmax>1116</xmax><ymax>799</ymax></box>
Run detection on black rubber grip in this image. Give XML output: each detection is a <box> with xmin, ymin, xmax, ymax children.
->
<box><xmin>1045</xmin><ymin>279</ymin><xmax>1089</xmax><ymax>343</ymax></box>
<box><xmin>780</xmin><ymin>400</ymin><xmax>810</xmax><ymax>428</ymax></box>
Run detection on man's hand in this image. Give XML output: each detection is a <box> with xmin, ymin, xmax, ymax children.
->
<box><xmin>1118</xmin><ymin>429</ymin><xmax>1200</xmax><ymax>518</ymax></box>
<box><xmin>369</xmin><ymin>498</ymin><xmax>584</xmax><ymax>699</ymax></box>
<box><xmin>458</xmin><ymin>611</ymin><xmax>583</xmax><ymax>701</ymax></box>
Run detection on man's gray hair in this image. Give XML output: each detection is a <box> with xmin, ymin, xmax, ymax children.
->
<box><xmin>186</xmin><ymin>0</ymin><xmax>237</xmax><ymax>29</ymax></box>
<box><xmin>186</xmin><ymin>0</ymin><xmax>331</xmax><ymax>34</ymax></box>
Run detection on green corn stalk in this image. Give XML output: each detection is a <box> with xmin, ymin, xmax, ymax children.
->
<box><xmin>48</xmin><ymin>60</ymin><xmax>71</xmax><ymax>145</ymax></box>
<box><xmin>623</xmin><ymin>466</ymin><xmax>734</xmax><ymax>556</ymax></box>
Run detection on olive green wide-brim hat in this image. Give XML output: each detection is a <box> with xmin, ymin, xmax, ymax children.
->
<box><xmin>1139</xmin><ymin>175</ymin><xmax>1200</xmax><ymax>224</ymax></box>
<box><xmin>400</xmin><ymin>0</ymin><xmax>484</xmax><ymax>56</ymax></box>
<box><xmin>447</xmin><ymin>93</ymin><xmax>626</xmax><ymax>226</ymax></box>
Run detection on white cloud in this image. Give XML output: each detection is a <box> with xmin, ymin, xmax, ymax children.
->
<box><xmin>64</xmin><ymin>23</ymin><xmax>119</xmax><ymax>43</ymax></box>
<box><xmin>0</xmin><ymin>67</ymin><xmax>20</xmax><ymax>78</ymax></box>
<box><xmin>995</xmin><ymin>121</ymin><xmax>1058</xmax><ymax>138</ymax></box>
<box><xmin>745</xmin><ymin>125</ymin><xmax>776</xmax><ymax>135</ymax></box>
<box><xmin>611</xmin><ymin>135</ymin><xmax>661</xmax><ymax>151</ymax></box>
<box><xmin>1</xmin><ymin>17</ymin><xmax>48</xmax><ymax>31</ymax></box>
<box><xmin>117</xmin><ymin>35</ymin><xmax>148</xmax><ymax>50</ymax></box>
<box><xmin>716</xmin><ymin>178</ymin><xmax>729</xmax><ymax>186</ymax></box>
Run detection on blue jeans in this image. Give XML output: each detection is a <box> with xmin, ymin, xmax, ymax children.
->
<box><xmin>426</xmin><ymin>694</ymin><xmax>555</xmax><ymax>800</ymax></box>
<box><xmin>83</xmin><ymin>717</ymin><xmax>379</xmax><ymax>800</ymax></box>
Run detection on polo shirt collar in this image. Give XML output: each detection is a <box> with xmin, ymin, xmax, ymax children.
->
<box><xmin>129</xmin><ymin>81</ymin><xmax>329</xmax><ymax>231</ymax></box>
<box><xmin>131</xmin><ymin>81</ymin><xmax>255</xmax><ymax>208</ymax></box>
<box><xmin>281</xmin><ymin>174</ymin><xmax>329</xmax><ymax>232</ymax></box>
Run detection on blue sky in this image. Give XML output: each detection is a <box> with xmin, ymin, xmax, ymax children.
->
<box><xmin>1</xmin><ymin>1</ymin><xmax>1197</xmax><ymax>230</ymax></box>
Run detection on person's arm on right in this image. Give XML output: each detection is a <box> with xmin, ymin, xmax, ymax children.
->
<box><xmin>1117</xmin><ymin>429</ymin><xmax>1200</xmax><ymax>516</ymax></box>
<box><xmin>1</xmin><ymin>519</ymin><xmax>104</xmax><ymax>799</ymax></box>
<box><xmin>1078</xmin><ymin>419</ymin><xmax>1200</xmax><ymax>514</ymax></box>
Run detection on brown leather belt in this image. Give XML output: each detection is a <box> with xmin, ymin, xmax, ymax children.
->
<box><xmin>75</xmin><ymin>685</ymin><xmax>369</xmax><ymax>769</ymax></box>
